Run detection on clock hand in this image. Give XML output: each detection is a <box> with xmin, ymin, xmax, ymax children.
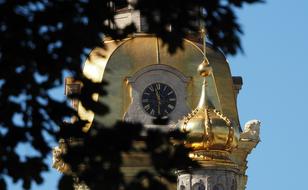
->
<box><xmin>155</xmin><ymin>88</ymin><xmax>161</xmax><ymax>103</ymax></box>
<box><xmin>155</xmin><ymin>89</ymin><xmax>161</xmax><ymax>115</ymax></box>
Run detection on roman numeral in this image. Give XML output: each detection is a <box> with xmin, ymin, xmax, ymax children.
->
<box><xmin>168</xmin><ymin>104</ymin><xmax>175</xmax><ymax>109</ymax></box>
<box><xmin>142</xmin><ymin>99</ymin><xmax>149</xmax><ymax>103</ymax></box>
<box><xmin>144</xmin><ymin>104</ymin><xmax>150</xmax><ymax>111</ymax></box>
<box><xmin>167</xmin><ymin>91</ymin><xmax>174</xmax><ymax>95</ymax></box>
<box><xmin>156</xmin><ymin>83</ymin><xmax>160</xmax><ymax>90</ymax></box>
<box><xmin>169</xmin><ymin>98</ymin><xmax>176</xmax><ymax>101</ymax></box>
<box><xmin>149</xmin><ymin>86</ymin><xmax>154</xmax><ymax>91</ymax></box>
<box><xmin>163</xmin><ymin>86</ymin><xmax>167</xmax><ymax>91</ymax></box>
<box><xmin>150</xmin><ymin>109</ymin><xmax>155</xmax><ymax>115</ymax></box>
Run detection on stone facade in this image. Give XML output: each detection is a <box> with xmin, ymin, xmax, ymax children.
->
<box><xmin>178</xmin><ymin>168</ymin><xmax>239</xmax><ymax>190</ymax></box>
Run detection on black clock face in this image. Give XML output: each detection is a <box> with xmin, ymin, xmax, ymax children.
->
<box><xmin>141</xmin><ymin>83</ymin><xmax>177</xmax><ymax>117</ymax></box>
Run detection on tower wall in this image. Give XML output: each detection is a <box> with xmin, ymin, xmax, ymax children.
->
<box><xmin>178</xmin><ymin>167</ymin><xmax>239</xmax><ymax>190</ymax></box>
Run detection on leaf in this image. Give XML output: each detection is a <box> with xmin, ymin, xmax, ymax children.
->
<box><xmin>58</xmin><ymin>175</ymin><xmax>74</xmax><ymax>190</ymax></box>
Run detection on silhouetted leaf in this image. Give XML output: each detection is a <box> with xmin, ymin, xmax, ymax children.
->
<box><xmin>0</xmin><ymin>178</ymin><xmax>6</xmax><ymax>190</ymax></box>
<box><xmin>58</xmin><ymin>175</ymin><xmax>74</xmax><ymax>190</ymax></box>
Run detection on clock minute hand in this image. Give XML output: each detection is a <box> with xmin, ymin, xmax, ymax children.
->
<box><xmin>155</xmin><ymin>89</ymin><xmax>161</xmax><ymax>115</ymax></box>
<box><xmin>155</xmin><ymin>89</ymin><xmax>161</xmax><ymax>102</ymax></box>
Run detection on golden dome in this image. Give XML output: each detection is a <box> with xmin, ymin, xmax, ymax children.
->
<box><xmin>80</xmin><ymin>34</ymin><xmax>241</xmax><ymax>133</ymax></box>
<box><xmin>176</xmin><ymin>62</ymin><xmax>239</xmax><ymax>152</ymax></box>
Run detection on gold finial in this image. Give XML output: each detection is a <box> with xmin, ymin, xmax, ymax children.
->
<box><xmin>197</xmin><ymin>26</ymin><xmax>212</xmax><ymax>108</ymax></box>
<box><xmin>175</xmin><ymin>25</ymin><xmax>239</xmax><ymax>153</ymax></box>
<box><xmin>198</xmin><ymin>26</ymin><xmax>212</xmax><ymax>77</ymax></box>
<box><xmin>197</xmin><ymin>58</ymin><xmax>212</xmax><ymax>77</ymax></box>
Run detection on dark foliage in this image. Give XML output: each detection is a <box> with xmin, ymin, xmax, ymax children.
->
<box><xmin>135</xmin><ymin>0</ymin><xmax>263</xmax><ymax>53</ymax></box>
<box><xmin>59</xmin><ymin>121</ymin><xmax>198</xmax><ymax>190</ymax></box>
<box><xmin>0</xmin><ymin>0</ymin><xmax>262</xmax><ymax>189</ymax></box>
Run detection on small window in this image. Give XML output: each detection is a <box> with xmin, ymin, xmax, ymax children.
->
<box><xmin>213</xmin><ymin>184</ymin><xmax>224</xmax><ymax>190</ymax></box>
<box><xmin>192</xmin><ymin>180</ymin><xmax>205</xmax><ymax>190</ymax></box>
<box><xmin>180</xmin><ymin>184</ymin><xmax>186</xmax><ymax>190</ymax></box>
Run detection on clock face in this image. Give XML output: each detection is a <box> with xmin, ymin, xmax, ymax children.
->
<box><xmin>141</xmin><ymin>83</ymin><xmax>177</xmax><ymax>117</ymax></box>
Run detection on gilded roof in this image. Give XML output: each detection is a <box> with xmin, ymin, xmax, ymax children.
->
<box><xmin>80</xmin><ymin>34</ymin><xmax>240</xmax><ymax>131</ymax></box>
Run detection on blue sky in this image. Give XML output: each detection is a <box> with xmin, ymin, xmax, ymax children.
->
<box><xmin>7</xmin><ymin>0</ymin><xmax>308</xmax><ymax>189</ymax></box>
<box><xmin>229</xmin><ymin>0</ymin><xmax>308</xmax><ymax>189</ymax></box>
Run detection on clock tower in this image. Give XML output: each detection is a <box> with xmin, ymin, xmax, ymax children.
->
<box><xmin>53</xmin><ymin>6</ymin><xmax>261</xmax><ymax>190</ymax></box>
